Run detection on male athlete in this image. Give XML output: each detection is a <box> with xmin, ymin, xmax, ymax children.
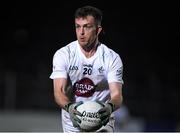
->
<box><xmin>50</xmin><ymin>6</ymin><xmax>124</xmax><ymax>132</ymax></box>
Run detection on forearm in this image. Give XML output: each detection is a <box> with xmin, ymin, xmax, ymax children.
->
<box><xmin>109</xmin><ymin>82</ymin><xmax>123</xmax><ymax>111</ymax></box>
<box><xmin>53</xmin><ymin>78</ymin><xmax>71</xmax><ymax>110</ymax></box>
<box><xmin>109</xmin><ymin>95</ymin><xmax>123</xmax><ymax>111</ymax></box>
<box><xmin>54</xmin><ymin>91</ymin><xmax>71</xmax><ymax>109</ymax></box>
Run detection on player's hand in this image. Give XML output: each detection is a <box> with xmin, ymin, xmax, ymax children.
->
<box><xmin>65</xmin><ymin>101</ymin><xmax>83</xmax><ymax>128</ymax></box>
<box><xmin>96</xmin><ymin>101</ymin><xmax>115</xmax><ymax>126</ymax></box>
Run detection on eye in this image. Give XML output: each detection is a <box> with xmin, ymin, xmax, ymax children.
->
<box><xmin>75</xmin><ymin>25</ymin><xmax>80</xmax><ymax>29</ymax></box>
<box><xmin>85</xmin><ymin>25</ymin><xmax>93</xmax><ymax>29</ymax></box>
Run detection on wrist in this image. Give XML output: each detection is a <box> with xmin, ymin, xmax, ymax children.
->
<box><xmin>107</xmin><ymin>102</ymin><xmax>115</xmax><ymax>113</ymax></box>
<box><xmin>64</xmin><ymin>102</ymin><xmax>73</xmax><ymax>112</ymax></box>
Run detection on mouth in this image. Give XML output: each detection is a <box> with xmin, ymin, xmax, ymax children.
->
<box><xmin>79</xmin><ymin>37</ymin><xmax>85</xmax><ymax>42</ymax></box>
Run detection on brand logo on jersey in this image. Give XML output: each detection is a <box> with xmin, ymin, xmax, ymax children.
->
<box><xmin>69</xmin><ymin>65</ymin><xmax>78</xmax><ymax>71</ymax></box>
<box><xmin>73</xmin><ymin>78</ymin><xmax>95</xmax><ymax>97</ymax></box>
<box><xmin>83</xmin><ymin>64</ymin><xmax>93</xmax><ymax>68</ymax></box>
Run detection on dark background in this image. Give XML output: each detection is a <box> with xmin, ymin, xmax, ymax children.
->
<box><xmin>0</xmin><ymin>0</ymin><xmax>179</xmax><ymax>131</ymax></box>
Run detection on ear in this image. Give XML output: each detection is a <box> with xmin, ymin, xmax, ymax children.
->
<box><xmin>96</xmin><ymin>26</ymin><xmax>102</xmax><ymax>36</ymax></box>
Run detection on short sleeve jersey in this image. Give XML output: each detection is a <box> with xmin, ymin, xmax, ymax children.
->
<box><xmin>50</xmin><ymin>40</ymin><xmax>123</xmax><ymax>103</ymax></box>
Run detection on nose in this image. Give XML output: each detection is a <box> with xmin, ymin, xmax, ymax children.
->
<box><xmin>80</xmin><ymin>27</ymin><xmax>85</xmax><ymax>35</ymax></box>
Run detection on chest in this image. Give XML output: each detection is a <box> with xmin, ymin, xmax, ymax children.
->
<box><xmin>67</xmin><ymin>56</ymin><xmax>107</xmax><ymax>85</ymax></box>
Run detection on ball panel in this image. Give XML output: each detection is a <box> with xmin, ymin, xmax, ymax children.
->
<box><xmin>76</xmin><ymin>101</ymin><xmax>103</xmax><ymax>131</ymax></box>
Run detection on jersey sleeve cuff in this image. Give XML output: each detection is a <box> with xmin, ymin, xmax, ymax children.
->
<box><xmin>49</xmin><ymin>71</ymin><xmax>67</xmax><ymax>79</ymax></box>
<box><xmin>108</xmin><ymin>79</ymin><xmax>124</xmax><ymax>84</ymax></box>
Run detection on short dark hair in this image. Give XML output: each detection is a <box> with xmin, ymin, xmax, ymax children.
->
<box><xmin>75</xmin><ymin>6</ymin><xmax>103</xmax><ymax>25</ymax></box>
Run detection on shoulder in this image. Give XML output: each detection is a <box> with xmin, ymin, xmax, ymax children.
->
<box><xmin>53</xmin><ymin>40</ymin><xmax>78</xmax><ymax>58</ymax></box>
<box><xmin>99</xmin><ymin>43</ymin><xmax>121</xmax><ymax>60</ymax></box>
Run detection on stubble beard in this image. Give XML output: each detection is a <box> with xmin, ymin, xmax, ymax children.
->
<box><xmin>81</xmin><ymin>38</ymin><xmax>98</xmax><ymax>52</ymax></box>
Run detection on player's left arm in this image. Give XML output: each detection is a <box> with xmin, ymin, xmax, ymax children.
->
<box><xmin>108</xmin><ymin>82</ymin><xmax>123</xmax><ymax>111</ymax></box>
<box><xmin>98</xmin><ymin>53</ymin><xmax>123</xmax><ymax>126</ymax></box>
<box><xmin>97</xmin><ymin>82</ymin><xmax>123</xmax><ymax>126</ymax></box>
<box><xmin>107</xmin><ymin>52</ymin><xmax>124</xmax><ymax>111</ymax></box>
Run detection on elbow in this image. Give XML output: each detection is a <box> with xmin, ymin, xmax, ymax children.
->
<box><xmin>120</xmin><ymin>95</ymin><xmax>123</xmax><ymax>107</ymax></box>
<box><xmin>54</xmin><ymin>92</ymin><xmax>59</xmax><ymax>105</ymax></box>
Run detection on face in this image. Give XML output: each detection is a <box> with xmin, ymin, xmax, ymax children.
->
<box><xmin>75</xmin><ymin>15</ymin><xmax>102</xmax><ymax>49</ymax></box>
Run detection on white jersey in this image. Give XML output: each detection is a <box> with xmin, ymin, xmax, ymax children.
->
<box><xmin>50</xmin><ymin>40</ymin><xmax>123</xmax><ymax>132</ymax></box>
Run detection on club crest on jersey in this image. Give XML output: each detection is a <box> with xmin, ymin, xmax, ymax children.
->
<box><xmin>98</xmin><ymin>66</ymin><xmax>104</xmax><ymax>73</ymax></box>
<box><xmin>73</xmin><ymin>78</ymin><xmax>95</xmax><ymax>97</ymax></box>
<box><xmin>69</xmin><ymin>65</ymin><xmax>78</xmax><ymax>71</ymax></box>
<box><xmin>116</xmin><ymin>67</ymin><xmax>123</xmax><ymax>77</ymax></box>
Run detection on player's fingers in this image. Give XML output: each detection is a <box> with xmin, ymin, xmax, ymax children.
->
<box><xmin>101</xmin><ymin>117</ymin><xmax>109</xmax><ymax>126</ymax></box>
<box><xmin>96</xmin><ymin>100</ymin><xmax>105</xmax><ymax>107</ymax></box>
<box><xmin>73</xmin><ymin>115</ymin><xmax>81</xmax><ymax>123</ymax></box>
<box><xmin>98</xmin><ymin>107</ymin><xmax>106</xmax><ymax>113</ymax></box>
<box><xmin>98</xmin><ymin>107</ymin><xmax>109</xmax><ymax>118</ymax></box>
<box><xmin>72</xmin><ymin>120</ymin><xmax>80</xmax><ymax>128</ymax></box>
<box><xmin>75</xmin><ymin>101</ymin><xmax>83</xmax><ymax>108</ymax></box>
<box><xmin>74</xmin><ymin>109</ymin><xmax>82</xmax><ymax>116</ymax></box>
<box><xmin>73</xmin><ymin>101</ymin><xmax>83</xmax><ymax>116</ymax></box>
<box><xmin>99</xmin><ymin>112</ymin><xmax>109</xmax><ymax>120</ymax></box>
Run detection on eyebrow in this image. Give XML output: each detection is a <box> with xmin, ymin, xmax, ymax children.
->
<box><xmin>75</xmin><ymin>22</ymin><xmax>92</xmax><ymax>25</ymax></box>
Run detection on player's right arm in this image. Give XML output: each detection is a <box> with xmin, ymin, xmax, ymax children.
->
<box><xmin>53</xmin><ymin>77</ymin><xmax>82</xmax><ymax>127</ymax></box>
<box><xmin>50</xmin><ymin>48</ymin><xmax>82</xmax><ymax>127</ymax></box>
<box><xmin>53</xmin><ymin>78</ymin><xmax>70</xmax><ymax>109</ymax></box>
<box><xmin>50</xmin><ymin>48</ymin><xmax>71</xmax><ymax>109</ymax></box>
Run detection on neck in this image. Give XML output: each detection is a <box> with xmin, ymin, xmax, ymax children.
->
<box><xmin>80</xmin><ymin>40</ymin><xmax>100</xmax><ymax>58</ymax></box>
